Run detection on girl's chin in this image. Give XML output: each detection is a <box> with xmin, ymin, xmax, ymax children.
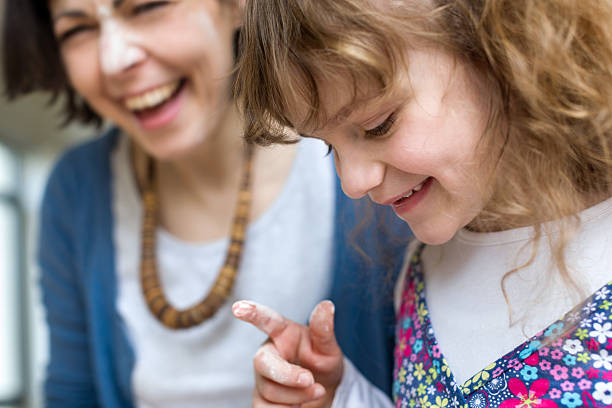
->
<box><xmin>403</xmin><ymin>220</ymin><xmax>459</xmax><ymax>246</ymax></box>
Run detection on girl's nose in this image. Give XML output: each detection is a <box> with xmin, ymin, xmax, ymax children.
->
<box><xmin>336</xmin><ymin>149</ymin><xmax>385</xmax><ymax>199</ymax></box>
<box><xmin>99</xmin><ymin>19</ymin><xmax>146</xmax><ymax>75</ymax></box>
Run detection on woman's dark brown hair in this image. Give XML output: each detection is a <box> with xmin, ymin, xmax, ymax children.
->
<box><xmin>2</xmin><ymin>0</ymin><xmax>102</xmax><ymax>125</ymax></box>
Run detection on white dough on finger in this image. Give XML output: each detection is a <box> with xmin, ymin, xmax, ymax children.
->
<box><xmin>255</xmin><ymin>346</ymin><xmax>313</xmax><ymax>387</ymax></box>
<box><xmin>232</xmin><ymin>300</ymin><xmax>288</xmax><ymax>337</ymax></box>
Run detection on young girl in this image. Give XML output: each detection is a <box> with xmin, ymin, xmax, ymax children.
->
<box><xmin>2</xmin><ymin>0</ymin><xmax>409</xmax><ymax>406</ymax></box>
<box><xmin>232</xmin><ymin>0</ymin><xmax>612</xmax><ymax>407</ymax></box>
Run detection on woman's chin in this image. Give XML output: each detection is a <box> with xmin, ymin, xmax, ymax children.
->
<box><xmin>141</xmin><ymin>135</ymin><xmax>205</xmax><ymax>162</ymax></box>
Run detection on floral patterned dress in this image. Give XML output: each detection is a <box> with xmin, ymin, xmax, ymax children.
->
<box><xmin>393</xmin><ymin>245</ymin><xmax>612</xmax><ymax>408</ymax></box>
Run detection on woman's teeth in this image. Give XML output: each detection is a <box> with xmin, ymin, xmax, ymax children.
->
<box><xmin>124</xmin><ymin>80</ymin><xmax>181</xmax><ymax>112</ymax></box>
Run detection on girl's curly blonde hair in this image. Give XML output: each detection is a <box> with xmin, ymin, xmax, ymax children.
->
<box><xmin>236</xmin><ymin>0</ymin><xmax>612</xmax><ymax>307</ymax></box>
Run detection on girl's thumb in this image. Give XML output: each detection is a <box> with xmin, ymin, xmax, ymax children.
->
<box><xmin>308</xmin><ymin>300</ymin><xmax>340</xmax><ymax>356</ymax></box>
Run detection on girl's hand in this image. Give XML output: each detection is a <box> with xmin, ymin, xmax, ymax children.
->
<box><xmin>232</xmin><ymin>300</ymin><xmax>344</xmax><ymax>408</ymax></box>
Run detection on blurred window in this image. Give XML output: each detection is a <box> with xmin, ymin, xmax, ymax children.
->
<box><xmin>0</xmin><ymin>142</ymin><xmax>25</xmax><ymax>406</ymax></box>
<box><xmin>0</xmin><ymin>144</ymin><xmax>17</xmax><ymax>194</ymax></box>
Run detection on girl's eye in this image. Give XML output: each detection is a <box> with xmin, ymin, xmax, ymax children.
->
<box><xmin>132</xmin><ymin>1</ymin><xmax>170</xmax><ymax>15</ymax></box>
<box><xmin>324</xmin><ymin>143</ymin><xmax>334</xmax><ymax>157</ymax></box>
<box><xmin>364</xmin><ymin>111</ymin><xmax>397</xmax><ymax>138</ymax></box>
<box><xmin>58</xmin><ymin>25</ymin><xmax>95</xmax><ymax>43</ymax></box>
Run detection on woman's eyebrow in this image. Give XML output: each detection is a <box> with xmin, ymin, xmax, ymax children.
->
<box><xmin>53</xmin><ymin>0</ymin><xmax>126</xmax><ymax>22</ymax></box>
<box><xmin>53</xmin><ymin>9</ymin><xmax>88</xmax><ymax>22</ymax></box>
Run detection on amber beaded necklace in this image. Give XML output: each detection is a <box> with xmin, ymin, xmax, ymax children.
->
<box><xmin>140</xmin><ymin>144</ymin><xmax>254</xmax><ymax>329</ymax></box>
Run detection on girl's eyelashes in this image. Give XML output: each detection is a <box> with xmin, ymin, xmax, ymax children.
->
<box><xmin>324</xmin><ymin>143</ymin><xmax>334</xmax><ymax>157</ymax></box>
<box><xmin>364</xmin><ymin>111</ymin><xmax>397</xmax><ymax>139</ymax></box>
<box><xmin>132</xmin><ymin>1</ymin><xmax>171</xmax><ymax>16</ymax></box>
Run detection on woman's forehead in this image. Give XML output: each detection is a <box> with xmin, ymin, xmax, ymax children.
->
<box><xmin>49</xmin><ymin>0</ymin><xmax>151</xmax><ymax>17</ymax></box>
<box><xmin>50</xmin><ymin>0</ymin><xmax>113</xmax><ymax>9</ymax></box>
<box><xmin>49</xmin><ymin>0</ymin><xmax>112</xmax><ymax>17</ymax></box>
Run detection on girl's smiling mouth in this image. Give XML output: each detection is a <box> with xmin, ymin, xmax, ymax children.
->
<box><xmin>389</xmin><ymin>177</ymin><xmax>433</xmax><ymax>215</ymax></box>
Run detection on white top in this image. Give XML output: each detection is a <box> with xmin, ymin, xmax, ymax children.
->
<box><xmin>112</xmin><ymin>134</ymin><xmax>335</xmax><ymax>408</ymax></box>
<box><xmin>335</xmin><ymin>196</ymin><xmax>612</xmax><ymax>407</ymax></box>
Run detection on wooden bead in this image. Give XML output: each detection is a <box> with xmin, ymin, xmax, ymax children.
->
<box><xmin>162</xmin><ymin>308</ymin><xmax>178</xmax><ymax>328</ymax></box>
<box><xmin>220</xmin><ymin>266</ymin><xmax>237</xmax><ymax>278</ymax></box>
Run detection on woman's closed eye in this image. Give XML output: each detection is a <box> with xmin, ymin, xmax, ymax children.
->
<box><xmin>364</xmin><ymin>111</ymin><xmax>397</xmax><ymax>139</ymax></box>
<box><xmin>58</xmin><ymin>25</ymin><xmax>96</xmax><ymax>43</ymax></box>
<box><xmin>56</xmin><ymin>1</ymin><xmax>170</xmax><ymax>43</ymax></box>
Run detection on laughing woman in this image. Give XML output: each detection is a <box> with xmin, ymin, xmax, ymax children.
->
<box><xmin>2</xmin><ymin>0</ymin><xmax>410</xmax><ymax>407</ymax></box>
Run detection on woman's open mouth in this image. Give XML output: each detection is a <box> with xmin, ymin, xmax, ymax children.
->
<box><xmin>124</xmin><ymin>79</ymin><xmax>187</xmax><ymax>130</ymax></box>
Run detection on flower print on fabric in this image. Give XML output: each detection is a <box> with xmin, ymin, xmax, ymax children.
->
<box><xmin>591</xmin><ymin>382</ymin><xmax>612</xmax><ymax>405</ymax></box>
<box><xmin>591</xmin><ymin>350</ymin><xmax>612</xmax><ymax>370</ymax></box>
<box><xmin>498</xmin><ymin>378</ymin><xmax>558</xmax><ymax>408</ymax></box>
<box><xmin>589</xmin><ymin>323</ymin><xmax>612</xmax><ymax>344</ymax></box>
<box><xmin>563</xmin><ymin>340</ymin><xmax>584</xmax><ymax>355</ymax></box>
<box><xmin>393</xmin><ymin>244</ymin><xmax>612</xmax><ymax>408</ymax></box>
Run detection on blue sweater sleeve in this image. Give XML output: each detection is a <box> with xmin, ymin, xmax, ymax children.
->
<box><xmin>38</xmin><ymin>150</ymin><xmax>100</xmax><ymax>407</ymax></box>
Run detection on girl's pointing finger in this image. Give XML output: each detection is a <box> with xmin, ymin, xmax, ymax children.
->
<box><xmin>232</xmin><ymin>300</ymin><xmax>289</xmax><ymax>339</ymax></box>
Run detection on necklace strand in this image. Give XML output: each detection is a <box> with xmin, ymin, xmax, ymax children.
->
<box><xmin>140</xmin><ymin>144</ymin><xmax>254</xmax><ymax>329</ymax></box>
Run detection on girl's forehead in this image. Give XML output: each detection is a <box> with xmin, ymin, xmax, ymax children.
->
<box><xmin>284</xmin><ymin>77</ymin><xmax>360</xmax><ymax>133</ymax></box>
<box><xmin>281</xmin><ymin>44</ymin><xmax>415</xmax><ymax>133</ymax></box>
<box><xmin>288</xmin><ymin>77</ymin><xmax>405</xmax><ymax>135</ymax></box>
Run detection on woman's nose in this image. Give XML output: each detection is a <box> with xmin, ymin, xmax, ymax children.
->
<box><xmin>99</xmin><ymin>19</ymin><xmax>146</xmax><ymax>75</ymax></box>
<box><xmin>335</xmin><ymin>149</ymin><xmax>385</xmax><ymax>199</ymax></box>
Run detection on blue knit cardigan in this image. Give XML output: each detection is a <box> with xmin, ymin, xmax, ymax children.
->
<box><xmin>38</xmin><ymin>129</ymin><xmax>412</xmax><ymax>407</ymax></box>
